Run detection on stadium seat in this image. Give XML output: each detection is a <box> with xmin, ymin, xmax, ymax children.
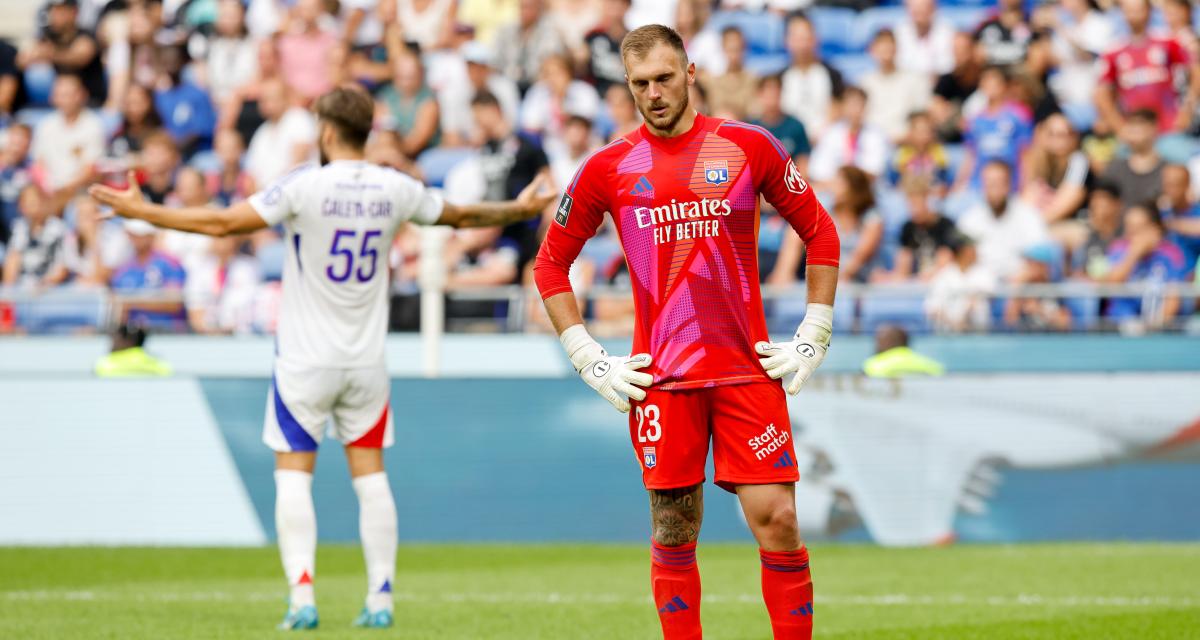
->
<box><xmin>808</xmin><ymin>7</ymin><xmax>859</xmax><ymax>57</ymax></box>
<box><xmin>859</xmin><ymin>294</ymin><xmax>930</xmax><ymax>334</ymax></box>
<box><xmin>1061</xmin><ymin>102</ymin><xmax>1097</xmax><ymax>133</ymax></box>
<box><xmin>940</xmin><ymin>7</ymin><xmax>990</xmax><ymax>32</ymax></box>
<box><xmin>13</xmin><ymin>289</ymin><xmax>106</xmax><ymax>334</ymax></box>
<box><xmin>942</xmin><ymin>143</ymin><xmax>966</xmax><ymax>181</ymax></box>
<box><xmin>1065</xmin><ymin>296</ymin><xmax>1100</xmax><ymax>331</ymax></box>
<box><xmin>829</xmin><ymin>53</ymin><xmax>876</xmax><ymax>85</ymax></box>
<box><xmin>767</xmin><ymin>290</ymin><xmax>857</xmax><ymax>334</ymax></box>
<box><xmin>707</xmin><ymin>11</ymin><xmax>786</xmax><ymax>55</ymax></box>
<box><xmin>852</xmin><ymin>7</ymin><xmax>907</xmax><ymax>51</ymax></box>
<box><xmin>744</xmin><ymin>53</ymin><xmax>791</xmax><ymax>77</ymax></box>
<box><xmin>416</xmin><ymin>147</ymin><xmax>476</xmax><ymax>189</ymax></box>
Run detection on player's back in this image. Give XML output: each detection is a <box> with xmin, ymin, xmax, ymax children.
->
<box><xmin>250</xmin><ymin>160</ymin><xmax>443</xmax><ymax>369</ymax></box>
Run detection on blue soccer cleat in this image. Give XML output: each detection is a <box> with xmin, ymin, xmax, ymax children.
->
<box><xmin>277</xmin><ymin>604</ymin><xmax>319</xmax><ymax>630</ymax></box>
<box><xmin>351</xmin><ymin>607</ymin><xmax>394</xmax><ymax>629</ymax></box>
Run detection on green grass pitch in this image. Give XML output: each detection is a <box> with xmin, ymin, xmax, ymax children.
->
<box><xmin>1</xmin><ymin>544</ymin><xmax>1197</xmax><ymax>639</ymax></box>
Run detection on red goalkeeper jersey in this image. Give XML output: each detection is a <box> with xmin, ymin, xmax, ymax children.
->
<box><xmin>534</xmin><ymin>113</ymin><xmax>839</xmax><ymax>390</ymax></box>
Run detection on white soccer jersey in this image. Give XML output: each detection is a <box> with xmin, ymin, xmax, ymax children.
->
<box><xmin>249</xmin><ymin>160</ymin><xmax>444</xmax><ymax>368</ymax></box>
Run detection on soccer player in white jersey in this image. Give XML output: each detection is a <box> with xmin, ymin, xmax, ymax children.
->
<box><xmin>90</xmin><ymin>87</ymin><xmax>555</xmax><ymax>630</ymax></box>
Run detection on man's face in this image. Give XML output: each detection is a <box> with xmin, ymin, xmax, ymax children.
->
<box><xmin>519</xmin><ymin>0</ymin><xmax>541</xmax><ymax>25</ymax></box>
<box><xmin>3</xmin><ymin>128</ymin><xmax>30</xmax><ymax>161</ymax></box>
<box><xmin>982</xmin><ymin>164</ymin><xmax>1011</xmax><ymax>207</ymax></box>
<box><xmin>722</xmin><ymin>31</ymin><xmax>745</xmax><ymax>67</ymax></box>
<box><xmin>1089</xmin><ymin>191</ymin><xmax>1121</xmax><ymax>228</ymax></box>
<box><xmin>564</xmin><ymin>120</ymin><xmax>591</xmax><ymax>153</ymax></box>
<box><xmin>1122</xmin><ymin>118</ymin><xmax>1155</xmax><ymax>151</ymax></box>
<box><xmin>216</xmin><ymin>0</ymin><xmax>243</xmax><ymax>36</ymax></box>
<box><xmin>472</xmin><ymin>104</ymin><xmax>504</xmax><ymax>138</ymax></box>
<box><xmin>843</xmin><ymin>93</ymin><xmax>866</xmax><ymax>125</ymax></box>
<box><xmin>980</xmin><ymin>70</ymin><xmax>1006</xmax><ymax>101</ymax></box>
<box><xmin>624</xmin><ymin>44</ymin><xmax>693</xmax><ymax>135</ymax></box>
<box><xmin>18</xmin><ymin>189</ymin><xmax>44</xmax><ymax>223</ymax></box>
<box><xmin>1124</xmin><ymin>207</ymin><xmax>1162</xmax><ymax>245</ymax></box>
<box><xmin>48</xmin><ymin>5</ymin><xmax>76</xmax><ymax>32</ymax></box>
<box><xmin>129</xmin><ymin>232</ymin><xmax>155</xmax><ymax>255</ymax></box>
<box><xmin>51</xmin><ymin>78</ymin><xmax>85</xmax><ymax>115</ymax></box>
<box><xmin>758</xmin><ymin>80</ymin><xmax>781</xmax><ymax>110</ymax></box>
<box><xmin>259</xmin><ymin>81</ymin><xmax>286</xmax><ymax>120</ymax></box>
<box><xmin>1163</xmin><ymin>167</ymin><xmax>1190</xmax><ymax>204</ymax></box>
<box><xmin>870</xmin><ymin>36</ymin><xmax>896</xmax><ymax>67</ymax></box>
<box><xmin>142</xmin><ymin>142</ymin><xmax>178</xmax><ymax>175</ymax></box>
<box><xmin>786</xmin><ymin>19</ymin><xmax>815</xmax><ymax>59</ymax></box>
<box><xmin>1121</xmin><ymin>0</ymin><xmax>1150</xmax><ymax>32</ymax></box>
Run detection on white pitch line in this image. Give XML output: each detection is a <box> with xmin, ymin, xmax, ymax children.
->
<box><xmin>2</xmin><ymin>590</ymin><xmax>1196</xmax><ymax>608</ymax></box>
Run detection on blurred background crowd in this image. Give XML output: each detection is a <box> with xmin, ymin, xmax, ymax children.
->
<box><xmin>0</xmin><ymin>0</ymin><xmax>1198</xmax><ymax>336</ymax></box>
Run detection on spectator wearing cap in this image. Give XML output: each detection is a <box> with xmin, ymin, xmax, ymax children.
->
<box><xmin>749</xmin><ymin>74</ymin><xmax>810</xmax><ymax>172</ymax></box>
<box><xmin>925</xmin><ymin>233</ymin><xmax>996</xmax><ymax>333</ymax></box>
<box><xmin>974</xmin><ymin>0</ymin><xmax>1032</xmax><ymax>68</ymax></box>
<box><xmin>439</xmin><ymin>41</ymin><xmax>521</xmax><ymax>147</ymax></box>
<box><xmin>0</xmin><ymin>124</ymin><xmax>33</xmax><ymax>248</ymax></box>
<box><xmin>781</xmin><ymin>12</ymin><xmax>843</xmax><ymax>143</ymax></box>
<box><xmin>955</xmin><ymin>65</ymin><xmax>1032</xmax><ymax>192</ymax></box>
<box><xmin>580</xmin><ymin>0</ymin><xmax>631</xmax><ymax>97</ymax></box>
<box><xmin>1074</xmin><ymin>179</ymin><xmax>1123</xmax><ymax>279</ymax></box>
<box><xmin>1</xmin><ymin>185</ymin><xmax>70</xmax><ymax>290</ymax></box>
<box><xmin>244</xmin><ymin>78</ymin><xmax>317</xmax><ymax>190</ymax></box>
<box><xmin>876</xmin><ymin>175</ymin><xmax>957</xmax><ymax>283</ymax></box>
<box><xmin>494</xmin><ymin>0</ymin><xmax>569</xmax><ymax>94</ymax></box>
<box><xmin>153</xmin><ymin>45</ymin><xmax>217</xmax><ymax>159</ymax></box>
<box><xmin>807</xmin><ymin>86</ymin><xmax>889</xmax><ymax>185</ymax></box>
<box><xmin>1096</xmin><ymin>0</ymin><xmax>1200</xmax><ymax>134</ymax></box>
<box><xmin>378</xmin><ymin>50</ymin><xmax>441</xmax><ymax>157</ymax></box>
<box><xmin>31</xmin><ymin>74</ymin><xmax>104</xmax><ymax>195</ymax></box>
<box><xmin>887</xmin><ymin>111</ymin><xmax>951</xmax><ymax>194</ymax></box>
<box><xmin>1101</xmin><ymin>203</ymin><xmax>1189</xmax><ymax>324</ymax></box>
<box><xmin>109</xmin><ymin>219</ymin><xmax>187</xmax><ymax>331</ymax></box>
<box><xmin>1003</xmin><ymin>243</ymin><xmax>1072</xmax><ymax>331</ymax></box>
<box><xmin>957</xmin><ymin>160</ymin><xmax>1049</xmax><ymax>281</ymax></box>
<box><xmin>861</xmin><ymin>29</ymin><xmax>932</xmax><ymax>143</ymax></box>
<box><xmin>1101</xmin><ymin>109</ymin><xmax>1165</xmax><ymax>209</ymax></box>
<box><xmin>277</xmin><ymin>0</ymin><xmax>343</xmax><ymax>103</ymax></box>
<box><xmin>519</xmin><ymin>54</ymin><xmax>600</xmax><ymax>145</ymax></box>
<box><xmin>18</xmin><ymin>0</ymin><xmax>107</xmax><ymax>107</ymax></box>
<box><xmin>895</xmin><ymin>0</ymin><xmax>956</xmax><ymax>77</ymax></box>
<box><xmin>1160</xmin><ymin>164</ymin><xmax>1200</xmax><ymax>267</ymax></box>
<box><xmin>699</xmin><ymin>27</ymin><xmax>758</xmax><ymax>121</ymax></box>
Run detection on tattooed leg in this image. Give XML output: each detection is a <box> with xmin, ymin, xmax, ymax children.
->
<box><xmin>649</xmin><ymin>484</ymin><xmax>704</xmax><ymax>546</ymax></box>
<box><xmin>648</xmin><ymin>484</ymin><xmax>704</xmax><ymax>638</ymax></box>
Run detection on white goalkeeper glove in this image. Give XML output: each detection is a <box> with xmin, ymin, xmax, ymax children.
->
<box><xmin>754</xmin><ymin>303</ymin><xmax>833</xmax><ymax>395</ymax></box>
<box><xmin>559</xmin><ymin>324</ymin><xmax>653</xmax><ymax>413</ymax></box>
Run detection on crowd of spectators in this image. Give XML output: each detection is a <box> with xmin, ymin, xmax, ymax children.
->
<box><xmin>0</xmin><ymin>0</ymin><xmax>1198</xmax><ymax>335</ymax></box>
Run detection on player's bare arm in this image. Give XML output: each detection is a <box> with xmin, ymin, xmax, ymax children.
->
<box><xmin>437</xmin><ymin>172</ymin><xmax>557</xmax><ymax>228</ymax></box>
<box><xmin>89</xmin><ymin>170</ymin><xmax>268</xmax><ymax>237</ymax></box>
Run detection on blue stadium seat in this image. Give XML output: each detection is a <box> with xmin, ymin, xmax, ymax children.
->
<box><xmin>859</xmin><ymin>294</ymin><xmax>930</xmax><ymax>334</ymax></box>
<box><xmin>874</xmin><ymin>186</ymin><xmax>910</xmax><ymax>247</ymax></box>
<box><xmin>1061</xmin><ymin>102</ymin><xmax>1097</xmax><ymax>133</ymax></box>
<box><xmin>808</xmin><ymin>7</ymin><xmax>858</xmax><ymax>57</ymax></box>
<box><xmin>1065</xmin><ymin>296</ymin><xmax>1100</xmax><ymax>331</ymax></box>
<box><xmin>829</xmin><ymin>53</ymin><xmax>876</xmax><ymax>86</ymax></box>
<box><xmin>943</xmin><ymin>143</ymin><xmax>966</xmax><ymax>182</ymax></box>
<box><xmin>416</xmin><ymin>147</ymin><xmax>476</xmax><ymax>189</ymax></box>
<box><xmin>14</xmin><ymin>289</ymin><xmax>106</xmax><ymax>334</ymax></box>
<box><xmin>708</xmin><ymin>11</ymin><xmax>786</xmax><ymax>55</ymax></box>
<box><xmin>767</xmin><ymin>290</ymin><xmax>857</xmax><ymax>334</ymax></box>
<box><xmin>745</xmin><ymin>53</ymin><xmax>790</xmax><ymax>77</ymax></box>
<box><xmin>941</xmin><ymin>7</ymin><xmax>990</xmax><ymax>32</ymax></box>
<box><xmin>852</xmin><ymin>7</ymin><xmax>907</xmax><ymax>52</ymax></box>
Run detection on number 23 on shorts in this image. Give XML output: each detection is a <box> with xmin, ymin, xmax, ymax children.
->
<box><xmin>636</xmin><ymin>404</ymin><xmax>662</xmax><ymax>443</ymax></box>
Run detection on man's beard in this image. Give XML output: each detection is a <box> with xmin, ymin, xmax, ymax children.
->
<box><xmin>641</xmin><ymin>91</ymin><xmax>689</xmax><ymax>134</ymax></box>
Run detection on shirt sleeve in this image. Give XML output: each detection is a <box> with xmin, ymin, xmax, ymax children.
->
<box><xmin>247</xmin><ymin>164</ymin><xmax>313</xmax><ymax>226</ymax></box>
<box><xmin>747</xmin><ymin>126</ymin><xmax>840</xmax><ymax>268</ymax></box>
<box><xmin>1098</xmin><ymin>50</ymin><xmax>1117</xmax><ymax>86</ymax></box>
<box><xmin>533</xmin><ymin>151</ymin><xmax>610</xmax><ymax>300</ymax></box>
<box><xmin>392</xmin><ymin>169</ymin><xmax>444</xmax><ymax>225</ymax></box>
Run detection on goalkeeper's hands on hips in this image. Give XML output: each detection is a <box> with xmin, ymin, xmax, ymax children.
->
<box><xmin>755</xmin><ymin>303</ymin><xmax>833</xmax><ymax>395</ymax></box>
<box><xmin>559</xmin><ymin>324</ymin><xmax>653</xmax><ymax>413</ymax></box>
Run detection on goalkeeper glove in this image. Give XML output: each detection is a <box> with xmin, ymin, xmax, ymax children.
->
<box><xmin>559</xmin><ymin>324</ymin><xmax>653</xmax><ymax>413</ymax></box>
<box><xmin>754</xmin><ymin>303</ymin><xmax>833</xmax><ymax>395</ymax></box>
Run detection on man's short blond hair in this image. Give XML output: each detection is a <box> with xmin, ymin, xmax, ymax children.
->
<box><xmin>620</xmin><ymin>24</ymin><xmax>689</xmax><ymax>66</ymax></box>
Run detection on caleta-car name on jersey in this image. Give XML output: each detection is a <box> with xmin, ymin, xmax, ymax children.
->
<box><xmin>634</xmin><ymin>197</ymin><xmax>731</xmax><ymax>246</ymax></box>
<box><xmin>321</xmin><ymin>197</ymin><xmax>394</xmax><ymax>219</ymax></box>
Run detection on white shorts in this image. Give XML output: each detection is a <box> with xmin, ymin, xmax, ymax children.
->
<box><xmin>262</xmin><ymin>360</ymin><xmax>393</xmax><ymax>452</ymax></box>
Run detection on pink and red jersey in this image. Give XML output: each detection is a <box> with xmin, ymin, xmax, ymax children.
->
<box><xmin>1099</xmin><ymin>37</ymin><xmax>1192</xmax><ymax>132</ymax></box>
<box><xmin>535</xmin><ymin>113</ymin><xmax>839</xmax><ymax>390</ymax></box>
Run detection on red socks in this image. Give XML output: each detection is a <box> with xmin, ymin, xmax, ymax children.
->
<box><xmin>651</xmin><ymin>540</ymin><xmax>703</xmax><ymax>640</ymax></box>
<box><xmin>760</xmin><ymin>547</ymin><xmax>814</xmax><ymax>640</ymax></box>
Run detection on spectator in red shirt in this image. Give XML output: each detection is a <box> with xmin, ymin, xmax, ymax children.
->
<box><xmin>1095</xmin><ymin>0</ymin><xmax>1200</xmax><ymax>133</ymax></box>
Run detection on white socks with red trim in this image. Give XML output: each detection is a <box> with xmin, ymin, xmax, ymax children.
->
<box><xmin>353</xmin><ymin>471</ymin><xmax>398</xmax><ymax>612</ymax></box>
<box><xmin>275</xmin><ymin>469</ymin><xmax>317</xmax><ymax>609</ymax></box>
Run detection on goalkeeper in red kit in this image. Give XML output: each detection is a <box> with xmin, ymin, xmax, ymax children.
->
<box><xmin>533</xmin><ymin>24</ymin><xmax>840</xmax><ymax>640</ymax></box>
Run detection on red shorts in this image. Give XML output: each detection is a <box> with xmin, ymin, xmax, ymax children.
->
<box><xmin>628</xmin><ymin>382</ymin><xmax>799</xmax><ymax>493</ymax></box>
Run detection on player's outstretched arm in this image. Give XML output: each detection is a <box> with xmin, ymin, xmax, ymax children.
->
<box><xmin>436</xmin><ymin>172</ymin><xmax>556</xmax><ymax>229</ymax></box>
<box><xmin>89</xmin><ymin>170</ymin><xmax>267</xmax><ymax>237</ymax></box>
